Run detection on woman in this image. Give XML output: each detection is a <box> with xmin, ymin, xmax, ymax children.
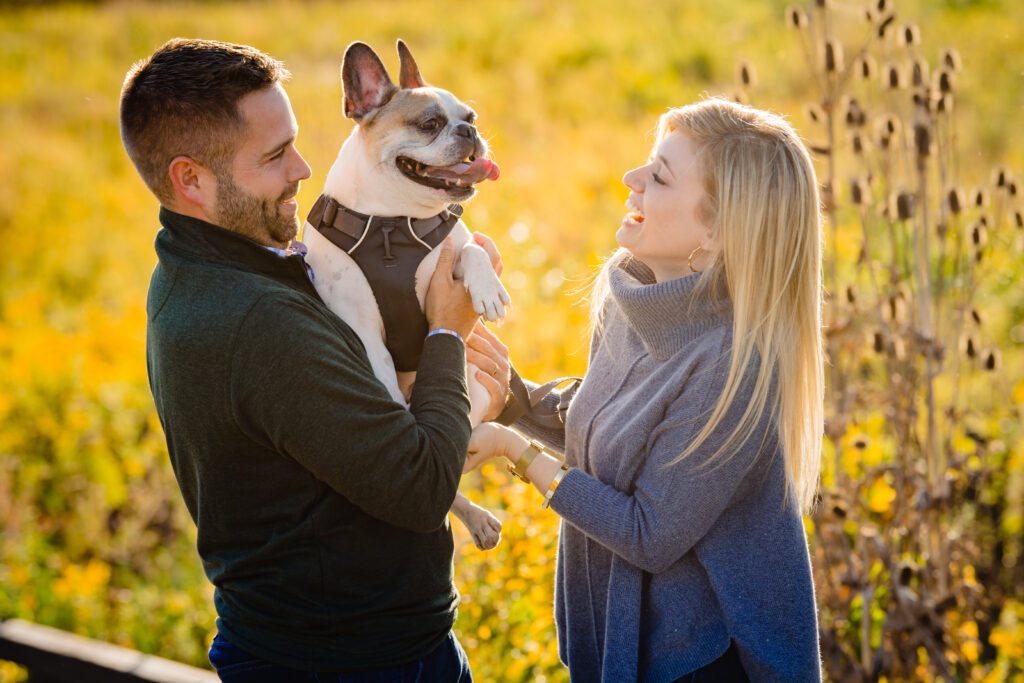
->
<box><xmin>467</xmin><ymin>98</ymin><xmax>824</xmax><ymax>682</ymax></box>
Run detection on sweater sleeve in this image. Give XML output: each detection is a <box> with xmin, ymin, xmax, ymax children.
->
<box><xmin>506</xmin><ymin>376</ymin><xmax>578</xmax><ymax>454</ymax></box>
<box><xmin>228</xmin><ymin>293</ymin><xmax>471</xmax><ymax>533</ymax></box>
<box><xmin>549</xmin><ymin>358</ymin><xmax>777</xmax><ymax>574</ymax></box>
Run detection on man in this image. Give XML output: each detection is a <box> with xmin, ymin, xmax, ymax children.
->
<box><xmin>120</xmin><ymin>38</ymin><xmax>507</xmax><ymax>681</ymax></box>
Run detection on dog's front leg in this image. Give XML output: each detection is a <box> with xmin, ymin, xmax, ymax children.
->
<box><xmin>453</xmin><ymin>241</ymin><xmax>510</xmax><ymax>322</ymax></box>
<box><xmin>450</xmin><ymin>491</ymin><xmax>502</xmax><ymax>550</ymax></box>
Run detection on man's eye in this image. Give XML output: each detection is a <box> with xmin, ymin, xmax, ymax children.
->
<box><xmin>269</xmin><ymin>149</ymin><xmax>286</xmax><ymax>161</ymax></box>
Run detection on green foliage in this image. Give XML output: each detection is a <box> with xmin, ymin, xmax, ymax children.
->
<box><xmin>0</xmin><ymin>0</ymin><xmax>1021</xmax><ymax>680</ymax></box>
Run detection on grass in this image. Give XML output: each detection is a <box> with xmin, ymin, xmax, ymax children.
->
<box><xmin>0</xmin><ymin>0</ymin><xmax>1021</xmax><ymax>680</ymax></box>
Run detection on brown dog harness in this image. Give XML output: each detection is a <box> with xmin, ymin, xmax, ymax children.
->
<box><xmin>306</xmin><ymin>194</ymin><xmax>462</xmax><ymax>372</ymax></box>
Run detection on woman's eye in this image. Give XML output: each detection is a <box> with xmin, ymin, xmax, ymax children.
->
<box><xmin>652</xmin><ymin>173</ymin><xmax>666</xmax><ymax>185</ymax></box>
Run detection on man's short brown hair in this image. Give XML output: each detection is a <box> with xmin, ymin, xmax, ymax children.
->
<box><xmin>119</xmin><ymin>38</ymin><xmax>290</xmax><ymax>204</ymax></box>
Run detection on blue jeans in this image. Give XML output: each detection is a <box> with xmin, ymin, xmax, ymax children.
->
<box><xmin>208</xmin><ymin>632</ymin><xmax>473</xmax><ymax>683</ymax></box>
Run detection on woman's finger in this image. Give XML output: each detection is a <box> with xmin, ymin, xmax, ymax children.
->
<box><xmin>469</xmin><ymin>320</ymin><xmax>510</xmax><ymax>358</ymax></box>
<box><xmin>473</xmin><ymin>232</ymin><xmax>504</xmax><ymax>276</ymax></box>
<box><xmin>466</xmin><ymin>348</ymin><xmax>499</xmax><ymax>375</ymax></box>
<box><xmin>474</xmin><ymin>369</ymin><xmax>507</xmax><ymax>422</ymax></box>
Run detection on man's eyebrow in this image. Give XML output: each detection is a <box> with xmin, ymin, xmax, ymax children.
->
<box><xmin>263</xmin><ymin>131</ymin><xmax>297</xmax><ymax>159</ymax></box>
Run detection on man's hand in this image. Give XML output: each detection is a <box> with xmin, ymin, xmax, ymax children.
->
<box><xmin>467</xmin><ymin>321</ymin><xmax>510</xmax><ymax>421</ymax></box>
<box><xmin>426</xmin><ymin>239</ymin><xmax>479</xmax><ymax>339</ymax></box>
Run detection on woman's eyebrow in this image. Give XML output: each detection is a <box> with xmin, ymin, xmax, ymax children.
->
<box><xmin>657</xmin><ymin>154</ymin><xmax>675</xmax><ymax>177</ymax></box>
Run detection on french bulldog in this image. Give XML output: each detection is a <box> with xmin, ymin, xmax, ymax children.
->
<box><xmin>302</xmin><ymin>40</ymin><xmax>509</xmax><ymax>550</ymax></box>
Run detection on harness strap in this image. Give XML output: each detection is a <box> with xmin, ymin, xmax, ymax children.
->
<box><xmin>306</xmin><ymin>194</ymin><xmax>463</xmax><ymax>253</ymax></box>
<box><xmin>304</xmin><ymin>194</ymin><xmax>464</xmax><ymax>372</ymax></box>
<box><xmin>496</xmin><ymin>367</ymin><xmax>582</xmax><ymax>430</ymax></box>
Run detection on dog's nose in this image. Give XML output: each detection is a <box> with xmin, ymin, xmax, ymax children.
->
<box><xmin>453</xmin><ymin>122</ymin><xmax>476</xmax><ymax>140</ymax></box>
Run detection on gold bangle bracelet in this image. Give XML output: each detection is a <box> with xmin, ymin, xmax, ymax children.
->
<box><xmin>543</xmin><ymin>464</ymin><xmax>570</xmax><ymax>509</ymax></box>
<box><xmin>507</xmin><ymin>440</ymin><xmax>542</xmax><ymax>484</ymax></box>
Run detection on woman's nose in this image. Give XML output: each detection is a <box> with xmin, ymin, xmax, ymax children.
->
<box><xmin>622</xmin><ymin>167</ymin><xmax>644</xmax><ymax>192</ymax></box>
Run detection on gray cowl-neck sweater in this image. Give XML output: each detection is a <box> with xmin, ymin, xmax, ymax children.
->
<box><xmin>524</xmin><ymin>251</ymin><xmax>821</xmax><ymax>682</ymax></box>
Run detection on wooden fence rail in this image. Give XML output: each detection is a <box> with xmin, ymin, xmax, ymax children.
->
<box><xmin>0</xmin><ymin>619</ymin><xmax>218</xmax><ymax>683</ymax></box>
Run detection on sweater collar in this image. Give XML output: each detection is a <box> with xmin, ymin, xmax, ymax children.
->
<box><xmin>609</xmin><ymin>251</ymin><xmax>731</xmax><ymax>360</ymax></box>
<box><xmin>156</xmin><ymin>207</ymin><xmax>319</xmax><ymax>298</ymax></box>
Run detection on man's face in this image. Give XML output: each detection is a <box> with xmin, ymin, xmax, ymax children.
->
<box><xmin>212</xmin><ymin>84</ymin><xmax>311</xmax><ymax>248</ymax></box>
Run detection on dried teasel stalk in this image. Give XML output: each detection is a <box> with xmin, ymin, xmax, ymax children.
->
<box><xmin>900</xmin><ymin>23</ymin><xmax>921</xmax><ymax>47</ymax></box>
<box><xmin>896</xmin><ymin>192</ymin><xmax>916</xmax><ymax>221</ymax></box>
<box><xmin>736</xmin><ymin>60</ymin><xmax>758</xmax><ymax>88</ymax></box>
<box><xmin>935</xmin><ymin>68</ymin><xmax>956</xmax><ymax>94</ymax></box>
<box><xmin>914</xmin><ymin>122</ymin><xmax>932</xmax><ymax>158</ymax></box>
<box><xmin>885</xmin><ymin>61</ymin><xmax>905</xmax><ymax>89</ymax></box>
<box><xmin>946</xmin><ymin>187</ymin><xmax>965</xmax><ymax>215</ymax></box>
<box><xmin>941</xmin><ymin>47</ymin><xmax>962</xmax><ymax>71</ymax></box>
<box><xmin>854</xmin><ymin>54</ymin><xmax>877</xmax><ymax>80</ymax></box>
<box><xmin>786</xmin><ymin>5</ymin><xmax>810</xmax><ymax>29</ymax></box>
<box><xmin>911</xmin><ymin>58</ymin><xmax>929</xmax><ymax>88</ymax></box>
<box><xmin>824</xmin><ymin>40</ymin><xmax>844</xmax><ymax>73</ymax></box>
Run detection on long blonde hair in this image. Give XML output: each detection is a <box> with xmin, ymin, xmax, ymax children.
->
<box><xmin>593</xmin><ymin>98</ymin><xmax>824</xmax><ymax>511</ymax></box>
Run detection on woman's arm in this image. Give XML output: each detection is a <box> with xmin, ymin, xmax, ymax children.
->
<box><xmin>470</xmin><ymin>369</ymin><xmax>778</xmax><ymax>573</ymax></box>
<box><xmin>556</xmin><ymin>369</ymin><xmax>778</xmax><ymax>572</ymax></box>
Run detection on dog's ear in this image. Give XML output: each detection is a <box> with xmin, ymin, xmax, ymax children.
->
<box><xmin>397</xmin><ymin>39</ymin><xmax>429</xmax><ymax>89</ymax></box>
<box><xmin>341</xmin><ymin>42</ymin><xmax>397</xmax><ymax>121</ymax></box>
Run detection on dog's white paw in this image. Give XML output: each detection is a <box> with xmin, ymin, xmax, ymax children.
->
<box><xmin>451</xmin><ymin>492</ymin><xmax>503</xmax><ymax>550</ymax></box>
<box><xmin>468</xmin><ymin>278</ymin><xmax>511</xmax><ymax>322</ymax></box>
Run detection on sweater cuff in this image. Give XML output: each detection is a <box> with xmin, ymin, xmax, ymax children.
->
<box><xmin>547</xmin><ymin>466</ymin><xmax>589</xmax><ymax>518</ymax></box>
<box><xmin>415</xmin><ymin>331</ymin><xmax>468</xmax><ymax>390</ymax></box>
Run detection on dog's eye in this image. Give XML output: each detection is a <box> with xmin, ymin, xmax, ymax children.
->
<box><xmin>465</xmin><ymin>113</ymin><xmax>477</xmax><ymax>124</ymax></box>
<box><xmin>419</xmin><ymin>118</ymin><xmax>441</xmax><ymax>132</ymax></box>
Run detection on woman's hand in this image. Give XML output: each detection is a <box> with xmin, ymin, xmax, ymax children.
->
<box><xmin>473</xmin><ymin>231</ymin><xmax>504</xmax><ymax>276</ymax></box>
<box><xmin>465</xmin><ymin>422</ymin><xmax>526</xmax><ymax>473</ymax></box>
<box><xmin>466</xmin><ymin>320</ymin><xmax>511</xmax><ymax>422</ymax></box>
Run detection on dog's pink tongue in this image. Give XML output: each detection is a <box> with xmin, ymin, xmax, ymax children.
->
<box><xmin>426</xmin><ymin>158</ymin><xmax>501</xmax><ymax>183</ymax></box>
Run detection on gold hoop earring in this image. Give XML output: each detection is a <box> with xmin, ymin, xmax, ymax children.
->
<box><xmin>688</xmin><ymin>245</ymin><xmax>705</xmax><ymax>273</ymax></box>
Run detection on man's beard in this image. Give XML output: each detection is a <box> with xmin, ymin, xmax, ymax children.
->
<box><xmin>213</xmin><ymin>174</ymin><xmax>299</xmax><ymax>247</ymax></box>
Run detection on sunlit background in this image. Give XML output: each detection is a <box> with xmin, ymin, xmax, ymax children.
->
<box><xmin>1</xmin><ymin>1</ymin><xmax>1022</xmax><ymax>680</ymax></box>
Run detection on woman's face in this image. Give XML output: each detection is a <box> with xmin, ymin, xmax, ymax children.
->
<box><xmin>617</xmin><ymin>131</ymin><xmax>712</xmax><ymax>282</ymax></box>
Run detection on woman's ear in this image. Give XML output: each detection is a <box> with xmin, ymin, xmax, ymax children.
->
<box><xmin>701</xmin><ymin>228</ymin><xmax>720</xmax><ymax>254</ymax></box>
<box><xmin>168</xmin><ymin>156</ymin><xmax>218</xmax><ymax>217</ymax></box>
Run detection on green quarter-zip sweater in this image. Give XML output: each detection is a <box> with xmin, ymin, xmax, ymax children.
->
<box><xmin>146</xmin><ymin>208</ymin><xmax>472</xmax><ymax>671</ymax></box>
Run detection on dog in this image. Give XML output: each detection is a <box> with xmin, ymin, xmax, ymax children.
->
<box><xmin>302</xmin><ymin>40</ymin><xmax>509</xmax><ymax>550</ymax></box>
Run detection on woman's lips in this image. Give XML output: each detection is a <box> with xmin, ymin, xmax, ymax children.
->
<box><xmin>624</xmin><ymin>197</ymin><xmax>644</xmax><ymax>223</ymax></box>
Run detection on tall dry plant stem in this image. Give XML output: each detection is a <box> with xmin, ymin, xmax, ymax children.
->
<box><xmin>755</xmin><ymin>1</ymin><xmax>1023</xmax><ymax>679</ymax></box>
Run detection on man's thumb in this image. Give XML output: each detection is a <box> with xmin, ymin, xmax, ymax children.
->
<box><xmin>436</xmin><ymin>238</ymin><xmax>455</xmax><ymax>269</ymax></box>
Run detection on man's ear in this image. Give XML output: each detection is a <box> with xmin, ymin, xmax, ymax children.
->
<box><xmin>168</xmin><ymin>155</ymin><xmax>217</xmax><ymax>215</ymax></box>
<box><xmin>341</xmin><ymin>41</ymin><xmax>397</xmax><ymax>121</ymax></box>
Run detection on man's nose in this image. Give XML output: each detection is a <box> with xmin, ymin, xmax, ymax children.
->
<box><xmin>291</xmin><ymin>148</ymin><xmax>312</xmax><ymax>181</ymax></box>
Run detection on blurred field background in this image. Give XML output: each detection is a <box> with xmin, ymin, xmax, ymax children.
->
<box><xmin>1</xmin><ymin>0</ymin><xmax>1022</xmax><ymax>681</ymax></box>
